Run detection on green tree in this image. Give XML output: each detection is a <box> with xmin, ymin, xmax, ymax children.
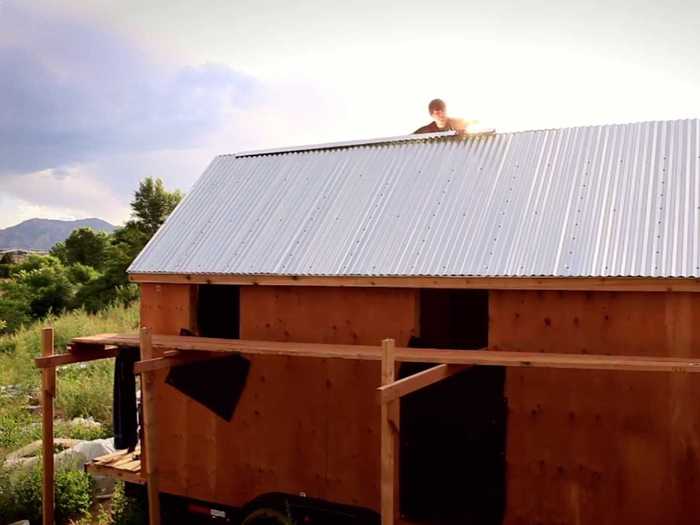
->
<box><xmin>66</xmin><ymin>263</ymin><xmax>100</xmax><ymax>285</ymax></box>
<box><xmin>0</xmin><ymin>252</ymin><xmax>13</xmax><ymax>278</ymax></box>
<box><xmin>0</xmin><ymin>281</ymin><xmax>32</xmax><ymax>333</ymax></box>
<box><xmin>73</xmin><ymin>178</ymin><xmax>181</xmax><ymax>312</ymax></box>
<box><xmin>50</xmin><ymin>228</ymin><xmax>111</xmax><ymax>270</ymax></box>
<box><xmin>13</xmin><ymin>256</ymin><xmax>76</xmax><ymax>316</ymax></box>
<box><xmin>0</xmin><ymin>255</ymin><xmax>78</xmax><ymax>332</ymax></box>
<box><xmin>131</xmin><ymin>177</ymin><xmax>183</xmax><ymax>236</ymax></box>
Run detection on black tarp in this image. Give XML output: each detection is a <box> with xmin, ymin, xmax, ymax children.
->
<box><xmin>113</xmin><ymin>346</ymin><xmax>140</xmax><ymax>450</ymax></box>
<box><xmin>165</xmin><ymin>353</ymin><xmax>250</xmax><ymax>422</ymax></box>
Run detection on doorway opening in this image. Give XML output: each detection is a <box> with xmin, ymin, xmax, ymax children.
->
<box><xmin>400</xmin><ymin>289</ymin><xmax>507</xmax><ymax>525</ymax></box>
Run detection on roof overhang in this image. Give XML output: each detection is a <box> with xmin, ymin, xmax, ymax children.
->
<box><xmin>128</xmin><ymin>273</ymin><xmax>700</xmax><ymax>293</ymax></box>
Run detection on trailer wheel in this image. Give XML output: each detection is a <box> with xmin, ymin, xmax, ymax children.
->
<box><xmin>241</xmin><ymin>507</ymin><xmax>294</xmax><ymax>525</ymax></box>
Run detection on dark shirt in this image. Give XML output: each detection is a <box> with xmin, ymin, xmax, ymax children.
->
<box><xmin>413</xmin><ymin>121</ymin><xmax>451</xmax><ymax>134</ymax></box>
<box><xmin>413</xmin><ymin>118</ymin><xmax>465</xmax><ymax>134</ymax></box>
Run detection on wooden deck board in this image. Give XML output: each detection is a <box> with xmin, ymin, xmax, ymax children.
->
<box><xmin>85</xmin><ymin>448</ymin><xmax>144</xmax><ymax>485</ymax></box>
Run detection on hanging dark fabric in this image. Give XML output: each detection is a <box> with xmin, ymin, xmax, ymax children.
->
<box><xmin>165</xmin><ymin>353</ymin><xmax>250</xmax><ymax>422</ymax></box>
<box><xmin>113</xmin><ymin>346</ymin><xmax>140</xmax><ymax>451</ymax></box>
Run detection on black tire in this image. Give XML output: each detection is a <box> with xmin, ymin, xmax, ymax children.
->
<box><xmin>241</xmin><ymin>507</ymin><xmax>294</xmax><ymax>525</ymax></box>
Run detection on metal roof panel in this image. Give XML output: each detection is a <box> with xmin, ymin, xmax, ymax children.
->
<box><xmin>128</xmin><ymin>119</ymin><xmax>700</xmax><ymax>278</ymax></box>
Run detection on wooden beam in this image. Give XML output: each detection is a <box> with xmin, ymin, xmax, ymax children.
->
<box><xmin>70</xmin><ymin>334</ymin><xmax>700</xmax><ymax>373</ymax></box>
<box><xmin>74</xmin><ymin>333</ymin><xmax>385</xmax><ymax>359</ymax></box>
<box><xmin>378</xmin><ymin>364</ymin><xmax>471</xmax><ymax>403</ymax></box>
<box><xmin>140</xmin><ymin>327</ymin><xmax>161</xmax><ymax>525</ymax></box>
<box><xmin>128</xmin><ymin>273</ymin><xmax>700</xmax><ymax>293</ymax></box>
<box><xmin>381</xmin><ymin>338</ymin><xmax>398</xmax><ymax>525</ymax></box>
<box><xmin>134</xmin><ymin>350</ymin><xmax>232</xmax><ymax>374</ymax></box>
<box><xmin>41</xmin><ymin>327</ymin><xmax>55</xmax><ymax>525</ymax></box>
<box><xmin>34</xmin><ymin>345</ymin><xmax>119</xmax><ymax>369</ymax></box>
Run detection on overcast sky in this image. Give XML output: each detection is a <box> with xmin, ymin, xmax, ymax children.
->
<box><xmin>1</xmin><ymin>0</ymin><xmax>699</xmax><ymax>228</ymax></box>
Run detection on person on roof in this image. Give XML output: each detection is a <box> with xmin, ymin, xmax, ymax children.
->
<box><xmin>413</xmin><ymin>98</ymin><xmax>470</xmax><ymax>134</ymax></box>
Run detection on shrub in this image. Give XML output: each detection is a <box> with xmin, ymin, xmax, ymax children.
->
<box><xmin>4</xmin><ymin>461</ymin><xmax>42</xmax><ymax>523</ymax></box>
<box><xmin>55</xmin><ymin>468</ymin><xmax>95</xmax><ymax>523</ymax></box>
<box><xmin>57</xmin><ymin>361</ymin><xmax>113</xmax><ymax>424</ymax></box>
<box><xmin>54</xmin><ymin>418</ymin><xmax>110</xmax><ymax>442</ymax></box>
<box><xmin>111</xmin><ymin>481</ymin><xmax>148</xmax><ymax>525</ymax></box>
<box><xmin>0</xmin><ymin>401</ymin><xmax>41</xmax><ymax>453</ymax></box>
<box><xmin>0</xmin><ymin>459</ymin><xmax>95</xmax><ymax>525</ymax></box>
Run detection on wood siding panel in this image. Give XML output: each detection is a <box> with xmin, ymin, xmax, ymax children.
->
<box><xmin>490</xmin><ymin>291</ymin><xmax>700</xmax><ymax>525</ymax></box>
<box><xmin>141</xmin><ymin>284</ymin><xmax>418</xmax><ymax>509</ymax></box>
<box><xmin>139</xmin><ymin>284</ymin><xmax>197</xmax><ymax>498</ymax></box>
<box><xmin>238</xmin><ymin>286</ymin><xmax>418</xmax><ymax>509</ymax></box>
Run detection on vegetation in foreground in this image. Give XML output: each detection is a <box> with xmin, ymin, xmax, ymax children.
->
<box><xmin>0</xmin><ymin>303</ymin><xmax>140</xmax><ymax>524</ymax></box>
<box><xmin>0</xmin><ymin>176</ymin><xmax>179</xmax><ymax>523</ymax></box>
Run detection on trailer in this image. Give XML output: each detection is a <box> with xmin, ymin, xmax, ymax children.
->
<box><xmin>36</xmin><ymin>121</ymin><xmax>700</xmax><ymax>525</ymax></box>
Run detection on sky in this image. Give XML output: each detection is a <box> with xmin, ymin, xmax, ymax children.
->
<box><xmin>1</xmin><ymin>0</ymin><xmax>699</xmax><ymax>228</ymax></box>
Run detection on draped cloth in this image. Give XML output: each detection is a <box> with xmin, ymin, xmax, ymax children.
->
<box><xmin>113</xmin><ymin>346</ymin><xmax>140</xmax><ymax>451</ymax></box>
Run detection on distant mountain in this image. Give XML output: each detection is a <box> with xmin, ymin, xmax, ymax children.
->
<box><xmin>0</xmin><ymin>218</ymin><xmax>116</xmax><ymax>251</ymax></box>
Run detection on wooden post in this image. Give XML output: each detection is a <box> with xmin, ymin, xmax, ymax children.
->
<box><xmin>41</xmin><ymin>327</ymin><xmax>55</xmax><ymax>525</ymax></box>
<box><xmin>140</xmin><ymin>327</ymin><xmax>161</xmax><ymax>525</ymax></box>
<box><xmin>381</xmin><ymin>338</ymin><xmax>399</xmax><ymax>525</ymax></box>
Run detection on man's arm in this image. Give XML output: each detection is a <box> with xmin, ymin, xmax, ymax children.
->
<box><xmin>449</xmin><ymin>118</ymin><xmax>480</xmax><ymax>132</ymax></box>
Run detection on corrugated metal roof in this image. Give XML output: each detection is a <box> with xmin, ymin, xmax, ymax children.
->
<box><xmin>235</xmin><ymin>129</ymin><xmax>460</xmax><ymax>157</ymax></box>
<box><xmin>128</xmin><ymin>119</ymin><xmax>700</xmax><ymax>278</ymax></box>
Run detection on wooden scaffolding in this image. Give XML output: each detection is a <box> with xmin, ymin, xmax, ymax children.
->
<box><xmin>36</xmin><ymin>329</ymin><xmax>700</xmax><ymax>525</ymax></box>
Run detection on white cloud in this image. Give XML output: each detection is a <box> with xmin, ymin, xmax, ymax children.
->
<box><xmin>0</xmin><ymin>167</ymin><xmax>129</xmax><ymax>228</ymax></box>
<box><xmin>0</xmin><ymin>1</ymin><xmax>260</xmax><ymax>176</ymax></box>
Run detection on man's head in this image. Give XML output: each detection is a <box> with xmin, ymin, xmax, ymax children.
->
<box><xmin>428</xmin><ymin>98</ymin><xmax>447</xmax><ymax>128</ymax></box>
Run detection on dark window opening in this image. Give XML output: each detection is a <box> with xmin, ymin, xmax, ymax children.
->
<box><xmin>400</xmin><ymin>289</ymin><xmax>507</xmax><ymax>525</ymax></box>
<box><xmin>196</xmin><ymin>285</ymin><xmax>240</xmax><ymax>339</ymax></box>
<box><xmin>418</xmin><ymin>288</ymin><xmax>489</xmax><ymax>348</ymax></box>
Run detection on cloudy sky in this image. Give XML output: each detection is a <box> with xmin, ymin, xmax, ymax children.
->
<box><xmin>1</xmin><ymin>0</ymin><xmax>699</xmax><ymax>228</ymax></box>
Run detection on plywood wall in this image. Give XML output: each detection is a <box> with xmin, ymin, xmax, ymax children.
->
<box><xmin>140</xmin><ymin>284</ymin><xmax>418</xmax><ymax>510</ymax></box>
<box><xmin>490</xmin><ymin>290</ymin><xmax>700</xmax><ymax>525</ymax></box>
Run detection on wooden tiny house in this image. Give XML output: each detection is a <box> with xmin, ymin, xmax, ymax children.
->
<box><xmin>37</xmin><ymin>121</ymin><xmax>700</xmax><ymax>525</ymax></box>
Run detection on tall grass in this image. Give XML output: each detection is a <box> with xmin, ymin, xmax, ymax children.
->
<box><xmin>0</xmin><ymin>303</ymin><xmax>139</xmax><ymax>457</ymax></box>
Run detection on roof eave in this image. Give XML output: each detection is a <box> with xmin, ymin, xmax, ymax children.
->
<box><xmin>128</xmin><ymin>273</ymin><xmax>700</xmax><ymax>293</ymax></box>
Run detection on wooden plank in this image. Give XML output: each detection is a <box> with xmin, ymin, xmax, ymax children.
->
<box><xmin>86</xmin><ymin>462</ymin><xmax>146</xmax><ymax>485</ymax></box>
<box><xmin>122</xmin><ymin>460</ymin><xmax>143</xmax><ymax>472</ymax></box>
<box><xmin>72</xmin><ymin>333</ymin><xmax>138</xmax><ymax>346</ymax></box>
<box><xmin>128</xmin><ymin>272</ymin><xmax>700</xmax><ymax>293</ymax></box>
<box><xmin>74</xmin><ymin>333</ymin><xmax>386</xmax><ymax>359</ymax></box>
<box><xmin>41</xmin><ymin>327</ymin><xmax>55</xmax><ymax>525</ymax></box>
<box><xmin>92</xmin><ymin>450</ymin><xmax>132</xmax><ymax>464</ymax></box>
<box><xmin>377</xmin><ymin>364</ymin><xmax>471</xmax><ymax>403</ymax></box>
<box><xmin>86</xmin><ymin>447</ymin><xmax>145</xmax><ymax>486</ymax></box>
<box><xmin>71</xmin><ymin>333</ymin><xmax>700</xmax><ymax>373</ymax></box>
<box><xmin>380</xmin><ymin>338</ymin><xmax>398</xmax><ymax>525</ymax></box>
<box><xmin>34</xmin><ymin>345</ymin><xmax>119</xmax><ymax>368</ymax></box>
<box><xmin>140</xmin><ymin>327</ymin><xmax>161</xmax><ymax>525</ymax></box>
<box><xmin>133</xmin><ymin>350</ymin><xmax>231</xmax><ymax>374</ymax></box>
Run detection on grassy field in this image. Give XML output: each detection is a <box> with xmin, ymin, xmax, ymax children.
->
<box><xmin>0</xmin><ymin>303</ymin><xmax>140</xmax><ymax>524</ymax></box>
<box><xmin>0</xmin><ymin>303</ymin><xmax>139</xmax><ymax>457</ymax></box>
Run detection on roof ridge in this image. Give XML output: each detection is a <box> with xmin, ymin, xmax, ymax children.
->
<box><xmin>224</xmin><ymin>117</ymin><xmax>699</xmax><ymax>159</ymax></box>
